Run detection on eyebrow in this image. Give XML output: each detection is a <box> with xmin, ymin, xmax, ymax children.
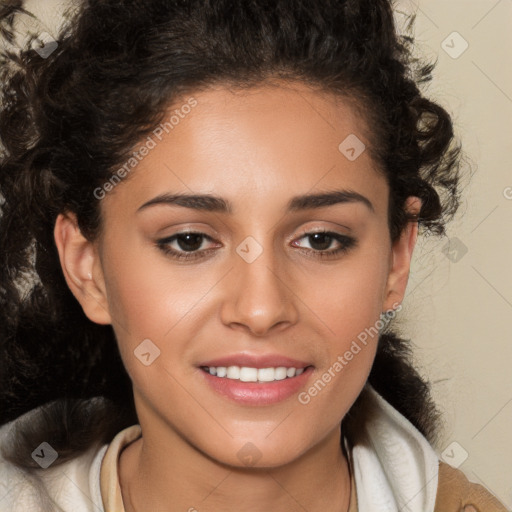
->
<box><xmin>137</xmin><ymin>189</ymin><xmax>375</xmax><ymax>214</ymax></box>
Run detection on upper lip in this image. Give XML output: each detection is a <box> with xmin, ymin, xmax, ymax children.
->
<box><xmin>199</xmin><ymin>353</ymin><xmax>312</xmax><ymax>369</ymax></box>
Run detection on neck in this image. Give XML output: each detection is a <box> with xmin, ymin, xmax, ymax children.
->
<box><xmin>119</xmin><ymin>422</ymin><xmax>352</xmax><ymax>512</ymax></box>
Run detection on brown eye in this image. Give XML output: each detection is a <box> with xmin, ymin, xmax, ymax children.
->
<box><xmin>172</xmin><ymin>233</ymin><xmax>206</xmax><ymax>252</ymax></box>
<box><xmin>156</xmin><ymin>229</ymin><xmax>356</xmax><ymax>262</ymax></box>
<box><xmin>156</xmin><ymin>231</ymin><xmax>218</xmax><ymax>260</ymax></box>
<box><xmin>292</xmin><ymin>230</ymin><xmax>357</xmax><ymax>258</ymax></box>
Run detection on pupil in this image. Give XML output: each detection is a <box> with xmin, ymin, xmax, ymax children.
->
<box><xmin>310</xmin><ymin>233</ymin><xmax>331</xmax><ymax>251</ymax></box>
<box><xmin>177</xmin><ymin>233</ymin><xmax>203</xmax><ymax>251</ymax></box>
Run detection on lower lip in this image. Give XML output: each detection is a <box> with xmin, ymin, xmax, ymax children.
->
<box><xmin>199</xmin><ymin>367</ymin><xmax>314</xmax><ymax>405</ymax></box>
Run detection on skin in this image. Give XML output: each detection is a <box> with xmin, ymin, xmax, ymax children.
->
<box><xmin>54</xmin><ymin>80</ymin><xmax>421</xmax><ymax>512</ymax></box>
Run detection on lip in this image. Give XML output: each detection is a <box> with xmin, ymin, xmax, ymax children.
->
<box><xmin>199</xmin><ymin>365</ymin><xmax>314</xmax><ymax>406</ymax></box>
<box><xmin>198</xmin><ymin>353</ymin><xmax>315</xmax><ymax>406</ymax></box>
<box><xmin>199</xmin><ymin>353</ymin><xmax>311</xmax><ymax>369</ymax></box>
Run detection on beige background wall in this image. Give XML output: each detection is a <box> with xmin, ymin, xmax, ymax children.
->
<box><xmin>393</xmin><ymin>0</ymin><xmax>512</xmax><ymax>506</ymax></box>
<box><xmin>4</xmin><ymin>0</ymin><xmax>512</xmax><ymax>506</ymax></box>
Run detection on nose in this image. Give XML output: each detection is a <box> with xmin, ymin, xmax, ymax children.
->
<box><xmin>220</xmin><ymin>241</ymin><xmax>299</xmax><ymax>337</ymax></box>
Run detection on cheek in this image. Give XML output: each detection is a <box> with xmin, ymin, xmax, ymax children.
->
<box><xmin>300</xmin><ymin>244</ymin><xmax>389</xmax><ymax>399</ymax></box>
<box><xmin>295</xmin><ymin>265</ymin><xmax>386</xmax><ymax>435</ymax></box>
<box><xmin>102</xmin><ymin>238</ymin><xmax>201</xmax><ymax>334</ymax></box>
<box><xmin>306</xmin><ymin>247</ymin><xmax>389</xmax><ymax>346</ymax></box>
<box><xmin>100</xmin><ymin>242</ymin><xmax>223</xmax><ymax>388</ymax></box>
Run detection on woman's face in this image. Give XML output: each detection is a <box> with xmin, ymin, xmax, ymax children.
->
<box><xmin>56</xmin><ymin>81</ymin><xmax>419</xmax><ymax>468</ymax></box>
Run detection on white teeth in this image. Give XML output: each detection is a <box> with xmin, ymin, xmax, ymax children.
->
<box><xmin>226</xmin><ymin>366</ymin><xmax>240</xmax><ymax>379</ymax></box>
<box><xmin>257</xmin><ymin>368</ymin><xmax>275</xmax><ymax>382</ymax></box>
<box><xmin>239</xmin><ymin>367</ymin><xmax>258</xmax><ymax>382</ymax></box>
<box><xmin>274</xmin><ymin>367</ymin><xmax>287</xmax><ymax>380</ymax></box>
<box><xmin>204</xmin><ymin>365</ymin><xmax>308</xmax><ymax>382</ymax></box>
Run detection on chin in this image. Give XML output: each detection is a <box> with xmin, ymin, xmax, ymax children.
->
<box><xmin>204</xmin><ymin>437</ymin><xmax>309</xmax><ymax>470</ymax></box>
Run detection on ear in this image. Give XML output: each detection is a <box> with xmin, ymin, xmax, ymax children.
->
<box><xmin>382</xmin><ymin>196</ymin><xmax>422</xmax><ymax>311</ymax></box>
<box><xmin>53</xmin><ymin>211</ymin><xmax>112</xmax><ymax>325</ymax></box>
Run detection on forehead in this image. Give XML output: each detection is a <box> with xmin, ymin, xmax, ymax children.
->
<box><xmin>177</xmin><ymin>81</ymin><xmax>372</xmax><ymax>150</ymax></box>
<box><xmin>101</xmin><ymin>80</ymin><xmax>388</xmax><ymax>219</ymax></box>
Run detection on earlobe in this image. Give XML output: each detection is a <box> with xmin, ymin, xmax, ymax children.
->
<box><xmin>53</xmin><ymin>212</ymin><xmax>112</xmax><ymax>325</ymax></box>
<box><xmin>382</xmin><ymin>196</ymin><xmax>422</xmax><ymax>311</ymax></box>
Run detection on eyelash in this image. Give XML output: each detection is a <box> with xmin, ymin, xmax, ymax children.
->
<box><xmin>156</xmin><ymin>229</ymin><xmax>357</xmax><ymax>261</ymax></box>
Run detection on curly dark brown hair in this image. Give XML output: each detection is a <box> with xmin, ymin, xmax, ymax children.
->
<box><xmin>0</xmin><ymin>0</ymin><xmax>468</xmax><ymax>484</ymax></box>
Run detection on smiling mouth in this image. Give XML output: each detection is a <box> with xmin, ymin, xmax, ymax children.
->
<box><xmin>200</xmin><ymin>365</ymin><xmax>314</xmax><ymax>383</ymax></box>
